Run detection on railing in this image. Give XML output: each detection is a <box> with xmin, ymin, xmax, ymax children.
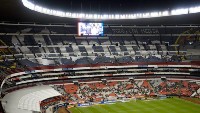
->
<box><xmin>1</xmin><ymin>61</ymin><xmax>200</xmax><ymax>94</ymax></box>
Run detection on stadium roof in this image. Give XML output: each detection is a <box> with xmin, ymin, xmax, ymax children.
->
<box><xmin>1</xmin><ymin>0</ymin><xmax>200</xmax><ymax>25</ymax></box>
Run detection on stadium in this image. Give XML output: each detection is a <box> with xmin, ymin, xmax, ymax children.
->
<box><xmin>0</xmin><ymin>0</ymin><xmax>200</xmax><ymax>113</ymax></box>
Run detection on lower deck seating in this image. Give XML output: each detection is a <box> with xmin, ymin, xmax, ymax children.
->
<box><xmin>53</xmin><ymin>79</ymin><xmax>200</xmax><ymax>103</ymax></box>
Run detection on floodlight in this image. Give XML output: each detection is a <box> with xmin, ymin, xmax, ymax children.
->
<box><xmin>57</xmin><ymin>11</ymin><xmax>65</xmax><ymax>17</ymax></box>
<box><xmin>93</xmin><ymin>14</ymin><xmax>98</xmax><ymax>19</ymax></box>
<box><xmin>115</xmin><ymin>14</ymin><xmax>120</xmax><ymax>19</ymax></box>
<box><xmin>136</xmin><ymin>13</ymin><xmax>142</xmax><ymax>18</ymax></box>
<box><xmin>66</xmin><ymin>12</ymin><xmax>71</xmax><ymax>17</ymax></box>
<box><xmin>151</xmin><ymin>12</ymin><xmax>159</xmax><ymax>17</ymax></box>
<box><xmin>171</xmin><ymin>8</ymin><xmax>188</xmax><ymax>15</ymax></box>
<box><xmin>120</xmin><ymin>15</ymin><xmax>125</xmax><ymax>19</ymax></box>
<box><xmin>52</xmin><ymin>10</ymin><xmax>57</xmax><ymax>15</ymax></box>
<box><xmin>162</xmin><ymin>11</ymin><xmax>169</xmax><ymax>16</ymax></box>
<box><xmin>35</xmin><ymin>5</ymin><xmax>42</xmax><ymax>12</ymax></box>
<box><xmin>23</xmin><ymin>0</ymin><xmax>34</xmax><ymax>10</ymax></box>
<box><xmin>72</xmin><ymin>13</ymin><xmax>77</xmax><ymax>18</ymax></box>
<box><xmin>143</xmin><ymin>13</ymin><xmax>150</xmax><ymax>18</ymax></box>
<box><xmin>79</xmin><ymin>13</ymin><xmax>85</xmax><ymax>18</ymax></box>
<box><xmin>189</xmin><ymin>6</ymin><xmax>200</xmax><ymax>13</ymax></box>
<box><xmin>21</xmin><ymin>0</ymin><xmax>200</xmax><ymax>20</ymax></box>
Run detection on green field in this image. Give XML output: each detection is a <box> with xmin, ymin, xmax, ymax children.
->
<box><xmin>69</xmin><ymin>98</ymin><xmax>200</xmax><ymax>113</ymax></box>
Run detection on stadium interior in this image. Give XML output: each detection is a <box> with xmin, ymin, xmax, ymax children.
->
<box><xmin>0</xmin><ymin>0</ymin><xmax>200</xmax><ymax>113</ymax></box>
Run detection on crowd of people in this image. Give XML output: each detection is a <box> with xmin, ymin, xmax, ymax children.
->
<box><xmin>40</xmin><ymin>96</ymin><xmax>66</xmax><ymax>113</ymax></box>
<box><xmin>150</xmin><ymin>80</ymin><xmax>200</xmax><ymax>96</ymax></box>
<box><xmin>53</xmin><ymin>79</ymin><xmax>200</xmax><ymax>104</ymax></box>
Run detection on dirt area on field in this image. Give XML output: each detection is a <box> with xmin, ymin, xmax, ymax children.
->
<box><xmin>58</xmin><ymin>107</ymin><xmax>70</xmax><ymax>113</ymax></box>
<box><xmin>181</xmin><ymin>97</ymin><xmax>200</xmax><ymax>104</ymax></box>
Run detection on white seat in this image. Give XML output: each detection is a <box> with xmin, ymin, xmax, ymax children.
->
<box><xmin>17</xmin><ymin>87</ymin><xmax>61</xmax><ymax>112</ymax></box>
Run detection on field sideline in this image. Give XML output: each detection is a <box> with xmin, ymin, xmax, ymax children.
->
<box><xmin>69</xmin><ymin>98</ymin><xmax>200</xmax><ymax>113</ymax></box>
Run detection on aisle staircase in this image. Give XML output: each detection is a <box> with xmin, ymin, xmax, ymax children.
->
<box><xmin>191</xmin><ymin>82</ymin><xmax>200</xmax><ymax>97</ymax></box>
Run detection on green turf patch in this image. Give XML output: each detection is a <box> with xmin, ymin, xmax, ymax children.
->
<box><xmin>69</xmin><ymin>98</ymin><xmax>200</xmax><ymax>113</ymax></box>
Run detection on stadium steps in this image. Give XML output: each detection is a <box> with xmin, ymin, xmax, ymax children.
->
<box><xmin>191</xmin><ymin>88</ymin><xmax>200</xmax><ymax>97</ymax></box>
<box><xmin>132</xmin><ymin>80</ymin><xmax>140</xmax><ymax>89</ymax></box>
<box><xmin>147</xmin><ymin>80</ymin><xmax>157</xmax><ymax>94</ymax></box>
<box><xmin>188</xmin><ymin>81</ymin><xmax>200</xmax><ymax>97</ymax></box>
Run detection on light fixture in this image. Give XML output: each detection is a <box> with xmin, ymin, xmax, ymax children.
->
<box><xmin>21</xmin><ymin>0</ymin><xmax>200</xmax><ymax>19</ymax></box>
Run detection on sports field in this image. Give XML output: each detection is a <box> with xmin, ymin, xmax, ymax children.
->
<box><xmin>69</xmin><ymin>98</ymin><xmax>200</xmax><ymax>113</ymax></box>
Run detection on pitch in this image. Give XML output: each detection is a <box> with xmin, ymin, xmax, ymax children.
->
<box><xmin>69</xmin><ymin>98</ymin><xmax>200</xmax><ymax>113</ymax></box>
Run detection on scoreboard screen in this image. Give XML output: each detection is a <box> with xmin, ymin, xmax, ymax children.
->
<box><xmin>78</xmin><ymin>22</ymin><xmax>103</xmax><ymax>36</ymax></box>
